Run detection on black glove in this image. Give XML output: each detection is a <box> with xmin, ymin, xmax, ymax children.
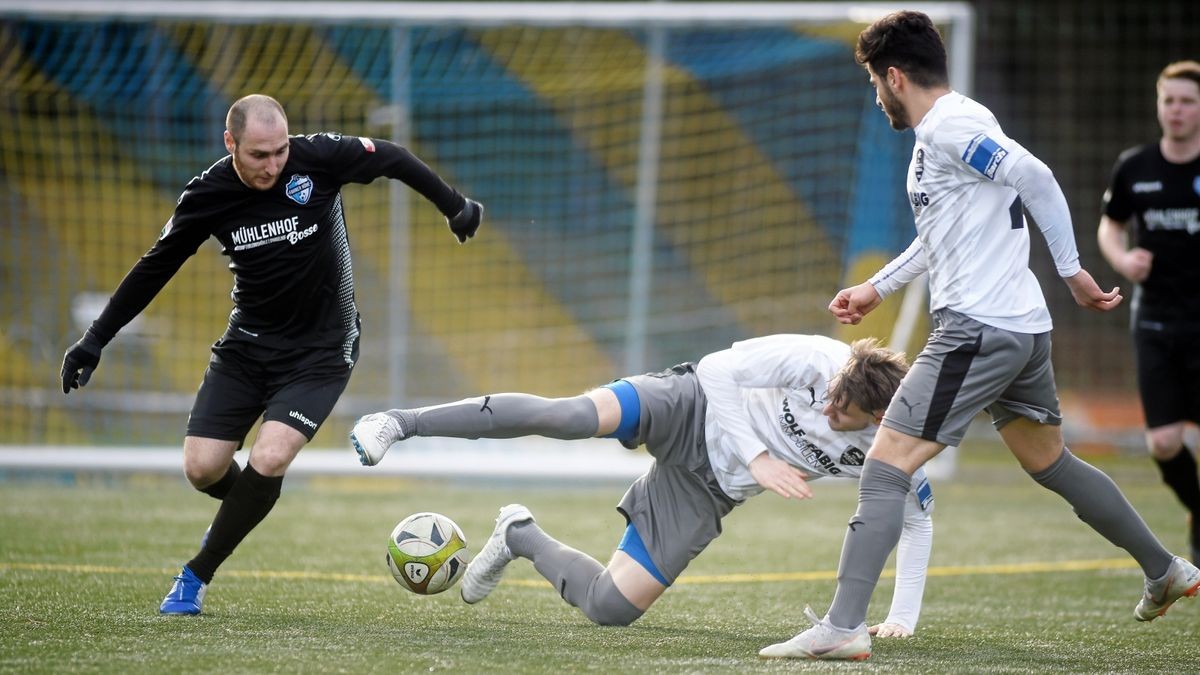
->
<box><xmin>60</xmin><ymin>329</ymin><xmax>104</xmax><ymax>394</ymax></box>
<box><xmin>446</xmin><ymin>198</ymin><xmax>483</xmax><ymax>243</ymax></box>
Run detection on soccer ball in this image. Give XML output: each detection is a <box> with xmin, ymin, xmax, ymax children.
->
<box><xmin>386</xmin><ymin>512</ymin><xmax>470</xmax><ymax>595</ymax></box>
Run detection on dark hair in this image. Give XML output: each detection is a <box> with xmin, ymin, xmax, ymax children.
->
<box><xmin>855</xmin><ymin>10</ymin><xmax>949</xmax><ymax>88</ymax></box>
<box><xmin>225</xmin><ymin>94</ymin><xmax>288</xmax><ymax>144</ymax></box>
<box><xmin>827</xmin><ymin>338</ymin><xmax>909</xmax><ymax>415</ymax></box>
<box><xmin>1158</xmin><ymin>60</ymin><xmax>1200</xmax><ymax>92</ymax></box>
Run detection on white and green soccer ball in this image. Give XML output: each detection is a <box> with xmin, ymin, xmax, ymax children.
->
<box><xmin>386</xmin><ymin>512</ymin><xmax>470</xmax><ymax>595</ymax></box>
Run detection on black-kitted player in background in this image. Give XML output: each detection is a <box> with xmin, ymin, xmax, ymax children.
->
<box><xmin>1098</xmin><ymin>60</ymin><xmax>1200</xmax><ymax>564</ymax></box>
<box><xmin>59</xmin><ymin>94</ymin><xmax>483</xmax><ymax>615</ymax></box>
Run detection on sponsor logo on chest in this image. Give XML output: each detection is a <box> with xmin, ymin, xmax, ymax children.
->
<box><xmin>229</xmin><ymin>215</ymin><xmax>319</xmax><ymax>251</ymax></box>
<box><xmin>1143</xmin><ymin>207</ymin><xmax>1200</xmax><ymax>234</ymax></box>
<box><xmin>779</xmin><ymin>398</ymin><xmax>842</xmax><ymax>475</ymax></box>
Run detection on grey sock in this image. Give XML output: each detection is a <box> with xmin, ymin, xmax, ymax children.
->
<box><xmin>1030</xmin><ymin>448</ymin><xmax>1172</xmax><ymax>579</ymax></box>
<box><xmin>508</xmin><ymin>521</ymin><xmax>643</xmax><ymax>626</ymax></box>
<box><xmin>401</xmin><ymin>393</ymin><xmax>599</xmax><ymax>440</ymax></box>
<box><xmin>827</xmin><ymin>459</ymin><xmax>912</xmax><ymax>630</ymax></box>
<box><xmin>382</xmin><ymin>408</ymin><xmax>417</xmax><ymax>437</ymax></box>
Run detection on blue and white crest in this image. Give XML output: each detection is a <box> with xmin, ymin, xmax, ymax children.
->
<box><xmin>285</xmin><ymin>174</ymin><xmax>313</xmax><ymax>205</ymax></box>
<box><xmin>1193</xmin><ymin>175</ymin><xmax>1200</xmax><ymax>198</ymax></box>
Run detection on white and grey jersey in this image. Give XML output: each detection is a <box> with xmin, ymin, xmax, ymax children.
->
<box><xmin>694</xmin><ymin>334</ymin><xmax>929</xmax><ymax>502</ymax></box>
<box><xmin>872</xmin><ymin>93</ymin><xmax>1079</xmax><ymax>334</ymax></box>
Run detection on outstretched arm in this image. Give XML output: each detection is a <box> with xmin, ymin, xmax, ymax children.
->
<box><xmin>696</xmin><ymin>336</ymin><xmax>829</xmax><ymax>499</ymax></box>
<box><xmin>829</xmin><ymin>238</ymin><xmax>926</xmax><ymax>325</ymax></box>
<box><xmin>61</xmin><ymin>214</ymin><xmax>208</xmax><ymax>393</ymax></box>
<box><xmin>1004</xmin><ymin>154</ymin><xmax>1121</xmax><ymax>312</ymax></box>
<box><xmin>327</xmin><ymin>134</ymin><xmax>483</xmax><ymax>243</ymax></box>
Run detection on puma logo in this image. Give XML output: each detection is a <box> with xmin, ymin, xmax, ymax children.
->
<box><xmin>848</xmin><ymin>520</ymin><xmax>865</xmax><ymax>532</ymax></box>
<box><xmin>480</xmin><ymin>396</ymin><xmax>494</xmax><ymax>415</ymax></box>
<box><xmin>897</xmin><ymin>396</ymin><xmax>920</xmax><ymax>417</ymax></box>
<box><xmin>808</xmin><ymin>386</ymin><xmax>818</xmax><ymax>406</ymax></box>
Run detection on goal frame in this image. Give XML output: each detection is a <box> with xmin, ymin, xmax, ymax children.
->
<box><xmin>2</xmin><ymin>3</ymin><xmax>972</xmax><ymax>479</ymax></box>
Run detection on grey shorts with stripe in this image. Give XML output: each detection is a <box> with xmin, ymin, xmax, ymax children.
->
<box><xmin>613</xmin><ymin>363</ymin><xmax>738</xmax><ymax>585</ymax></box>
<box><xmin>883</xmin><ymin>308</ymin><xmax>1062</xmax><ymax>447</ymax></box>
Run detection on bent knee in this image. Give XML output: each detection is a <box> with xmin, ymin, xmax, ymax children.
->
<box><xmin>182</xmin><ymin>458</ymin><xmax>227</xmax><ymax>489</ymax></box>
<box><xmin>582</xmin><ymin>572</ymin><xmax>645</xmax><ymax>626</ymax></box>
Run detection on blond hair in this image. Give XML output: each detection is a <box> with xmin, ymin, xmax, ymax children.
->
<box><xmin>1157</xmin><ymin>60</ymin><xmax>1200</xmax><ymax>92</ymax></box>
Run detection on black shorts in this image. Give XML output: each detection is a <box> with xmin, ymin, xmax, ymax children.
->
<box><xmin>186</xmin><ymin>337</ymin><xmax>358</xmax><ymax>444</ymax></box>
<box><xmin>1134</xmin><ymin>323</ymin><xmax>1200</xmax><ymax>429</ymax></box>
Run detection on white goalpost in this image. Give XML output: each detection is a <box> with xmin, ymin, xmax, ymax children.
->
<box><xmin>0</xmin><ymin>1</ymin><xmax>973</xmax><ymax>480</ymax></box>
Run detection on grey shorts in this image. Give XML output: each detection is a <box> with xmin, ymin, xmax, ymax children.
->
<box><xmin>613</xmin><ymin>363</ymin><xmax>738</xmax><ymax>585</ymax></box>
<box><xmin>883</xmin><ymin>308</ymin><xmax>1062</xmax><ymax>447</ymax></box>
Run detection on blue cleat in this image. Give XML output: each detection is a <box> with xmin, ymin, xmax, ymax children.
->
<box><xmin>159</xmin><ymin>566</ymin><xmax>207</xmax><ymax>615</ymax></box>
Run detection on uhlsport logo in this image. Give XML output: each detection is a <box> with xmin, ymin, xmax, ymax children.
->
<box><xmin>289</xmin><ymin>410</ymin><xmax>318</xmax><ymax>430</ymax></box>
<box><xmin>285</xmin><ymin>174</ymin><xmax>313</xmax><ymax>205</ymax></box>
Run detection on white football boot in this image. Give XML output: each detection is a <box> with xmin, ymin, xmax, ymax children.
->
<box><xmin>758</xmin><ymin>606</ymin><xmax>871</xmax><ymax>660</ymax></box>
<box><xmin>1134</xmin><ymin>555</ymin><xmax>1200</xmax><ymax>621</ymax></box>
<box><xmin>350</xmin><ymin>411</ymin><xmax>412</xmax><ymax>466</ymax></box>
<box><xmin>460</xmin><ymin>504</ymin><xmax>534</xmax><ymax>604</ymax></box>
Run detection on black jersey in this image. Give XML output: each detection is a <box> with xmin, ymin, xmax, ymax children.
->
<box><xmin>1102</xmin><ymin>143</ymin><xmax>1200</xmax><ymax>323</ymax></box>
<box><xmin>91</xmin><ymin>133</ymin><xmax>465</xmax><ymax>358</ymax></box>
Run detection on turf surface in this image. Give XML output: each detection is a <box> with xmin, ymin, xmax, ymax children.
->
<box><xmin>2</xmin><ymin>444</ymin><xmax>1197</xmax><ymax>673</ymax></box>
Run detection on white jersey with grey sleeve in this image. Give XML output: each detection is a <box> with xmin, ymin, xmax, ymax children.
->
<box><xmin>695</xmin><ymin>333</ymin><xmax>933</xmax><ymax>632</ymax></box>
<box><xmin>869</xmin><ymin>93</ymin><xmax>1082</xmax><ymax>334</ymax></box>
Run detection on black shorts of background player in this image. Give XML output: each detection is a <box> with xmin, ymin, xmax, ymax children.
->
<box><xmin>1098</xmin><ymin>60</ymin><xmax>1200</xmax><ymax>563</ymax></box>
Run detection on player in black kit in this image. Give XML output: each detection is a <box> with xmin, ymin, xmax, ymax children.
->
<box><xmin>1099</xmin><ymin>61</ymin><xmax>1200</xmax><ymax>564</ymax></box>
<box><xmin>58</xmin><ymin>94</ymin><xmax>483</xmax><ymax>615</ymax></box>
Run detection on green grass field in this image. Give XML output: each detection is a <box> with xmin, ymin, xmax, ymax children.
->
<box><xmin>2</xmin><ymin>444</ymin><xmax>1197</xmax><ymax>673</ymax></box>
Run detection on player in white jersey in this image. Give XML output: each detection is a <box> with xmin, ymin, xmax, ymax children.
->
<box><xmin>761</xmin><ymin>10</ymin><xmax>1199</xmax><ymax>662</ymax></box>
<box><xmin>351</xmin><ymin>335</ymin><xmax>932</xmax><ymax>634</ymax></box>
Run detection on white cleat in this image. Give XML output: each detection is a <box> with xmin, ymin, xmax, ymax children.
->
<box><xmin>1134</xmin><ymin>555</ymin><xmax>1200</xmax><ymax>621</ymax></box>
<box><xmin>758</xmin><ymin>606</ymin><xmax>872</xmax><ymax>660</ymax></box>
<box><xmin>349</xmin><ymin>412</ymin><xmax>408</xmax><ymax>466</ymax></box>
<box><xmin>460</xmin><ymin>504</ymin><xmax>534</xmax><ymax>604</ymax></box>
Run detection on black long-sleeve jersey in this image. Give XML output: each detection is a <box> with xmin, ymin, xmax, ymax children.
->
<box><xmin>90</xmin><ymin>133</ymin><xmax>466</xmax><ymax>362</ymax></box>
<box><xmin>1102</xmin><ymin>143</ymin><xmax>1200</xmax><ymax>324</ymax></box>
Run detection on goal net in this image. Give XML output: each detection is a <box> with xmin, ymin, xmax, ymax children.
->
<box><xmin>0</xmin><ymin>2</ymin><xmax>973</xmax><ymax>450</ymax></box>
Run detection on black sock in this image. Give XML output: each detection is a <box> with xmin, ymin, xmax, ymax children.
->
<box><xmin>198</xmin><ymin>460</ymin><xmax>241</xmax><ymax>500</ymax></box>
<box><xmin>186</xmin><ymin>464</ymin><xmax>283</xmax><ymax>584</ymax></box>
<box><xmin>1154</xmin><ymin>447</ymin><xmax>1200</xmax><ymax>514</ymax></box>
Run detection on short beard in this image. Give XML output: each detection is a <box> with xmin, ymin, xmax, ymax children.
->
<box><xmin>878</xmin><ymin>83</ymin><xmax>910</xmax><ymax>130</ymax></box>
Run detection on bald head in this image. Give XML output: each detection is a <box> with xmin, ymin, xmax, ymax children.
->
<box><xmin>225</xmin><ymin>94</ymin><xmax>288</xmax><ymax>145</ymax></box>
<box><xmin>224</xmin><ymin>94</ymin><xmax>290</xmax><ymax>190</ymax></box>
